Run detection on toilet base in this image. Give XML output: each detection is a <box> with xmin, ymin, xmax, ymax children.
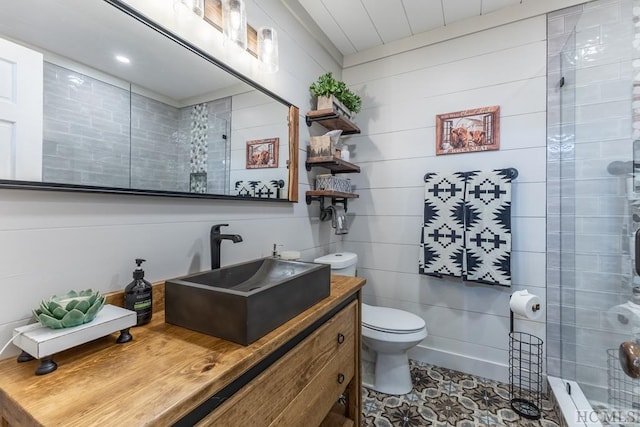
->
<box><xmin>372</xmin><ymin>351</ymin><xmax>413</xmax><ymax>395</ymax></box>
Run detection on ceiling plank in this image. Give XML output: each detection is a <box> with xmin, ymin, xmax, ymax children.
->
<box><xmin>401</xmin><ymin>0</ymin><xmax>446</xmax><ymax>35</ymax></box>
<box><xmin>481</xmin><ymin>0</ymin><xmax>522</xmax><ymax>15</ymax></box>
<box><xmin>442</xmin><ymin>0</ymin><xmax>481</xmax><ymax>25</ymax></box>
<box><xmin>298</xmin><ymin>0</ymin><xmax>357</xmax><ymax>55</ymax></box>
<box><xmin>321</xmin><ymin>0</ymin><xmax>382</xmax><ymax>52</ymax></box>
<box><xmin>344</xmin><ymin>0</ymin><xmax>586</xmax><ymax>67</ymax></box>
<box><xmin>361</xmin><ymin>0</ymin><xmax>411</xmax><ymax>44</ymax></box>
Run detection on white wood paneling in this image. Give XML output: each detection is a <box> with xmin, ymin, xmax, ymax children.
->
<box><xmin>443</xmin><ymin>0</ymin><xmax>482</xmax><ymax>25</ymax></box>
<box><xmin>354</xmin><ymin>77</ymin><xmax>546</xmax><ymax>138</ymax></box>
<box><xmin>0</xmin><ymin>0</ymin><xmax>342</xmax><ymax>359</ymax></box>
<box><xmin>342</xmin><ymin>0</ymin><xmax>587</xmax><ymax>67</ymax></box>
<box><xmin>297</xmin><ymin>0</ymin><xmax>356</xmax><ymax>56</ymax></box>
<box><xmin>350</xmin><ymin>42</ymin><xmax>546</xmax><ymax>111</ymax></box>
<box><xmin>342</xmin><ymin>16</ymin><xmax>547</xmax><ymax>381</ymax></box>
<box><xmin>360</xmin><ymin>0</ymin><xmax>411</xmax><ymax>44</ymax></box>
<box><xmin>356</xmin><ymin>266</ymin><xmax>545</xmax><ymax>313</ymax></box>
<box><xmin>320</xmin><ymin>0</ymin><xmax>382</xmax><ymax>52</ymax></box>
<box><xmin>343</xmin><ymin>16</ymin><xmax>546</xmax><ymax>84</ymax></box>
<box><xmin>348</xmin><ymin>146</ymin><xmax>546</xmax><ymax>190</ymax></box>
<box><xmin>347</xmin><ymin>111</ymin><xmax>546</xmax><ymax>164</ymax></box>
<box><xmin>399</xmin><ymin>0</ymin><xmax>445</xmax><ymax>35</ymax></box>
<box><xmin>482</xmin><ymin>0</ymin><xmax>522</xmax><ymax>14</ymax></box>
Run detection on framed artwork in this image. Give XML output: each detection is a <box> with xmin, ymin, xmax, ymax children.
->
<box><xmin>246</xmin><ymin>138</ymin><xmax>279</xmax><ymax>169</ymax></box>
<box><xmin>435</xmin><ymin>105</ymin><xmax>500</xmax><ymax>155</ymax></box>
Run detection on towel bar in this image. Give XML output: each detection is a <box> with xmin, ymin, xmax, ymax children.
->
<box><xmin>423</xmin><ymin>167</ymin><xmax>518</xmax><ymax>182</ymax></box>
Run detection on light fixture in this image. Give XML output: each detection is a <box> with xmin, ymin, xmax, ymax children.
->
<box><xmin>222</xmin><ymin>0</ymin><xmax>247</xmax><ymax>50</ymax></box>
<box><xmin>173</xmin><ymin>0</ymin><xmax>204</xmax><ymax>18</ymax></box>
<box><xmin>258</xmin><ymin>27</ymin><xmax>279</xmax><ymax>73</ymax></box>
<box><xmin>115</xmin><ymin>55</ymin><xmax>131</xmax><ymax>64</ymax></box>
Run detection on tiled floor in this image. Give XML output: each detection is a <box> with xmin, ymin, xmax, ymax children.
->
<box><xmin>362</xmin><ymin>361</ymin><xmax>561</xmax><ymax>426</ymax></box>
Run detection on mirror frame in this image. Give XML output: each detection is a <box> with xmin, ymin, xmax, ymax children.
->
<box><xmin>0</xmin><ymin>0</ymin><xmax>299</xmax><ymax>203</ymax></box>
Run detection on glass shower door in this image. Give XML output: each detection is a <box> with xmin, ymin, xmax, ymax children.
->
<box><xmin>555</xmin><ymin>0</ymin><xmax>640</xmax><ymax>420</ymax></box>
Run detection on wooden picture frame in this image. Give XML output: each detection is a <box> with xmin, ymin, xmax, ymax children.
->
<box><xmin>435</xmin><ymin>106</ymin><xmax>500</xmax><ymax>155</ymax></box>
<box><xmin>246</xmin><ymin>138</ymin><xmax>279</xmax><ymax>169</ymax></box>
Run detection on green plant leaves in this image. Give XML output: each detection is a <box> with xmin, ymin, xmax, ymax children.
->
<box><xmin>310</xmin><ymin>72</ymin><xmax>362</xmax><ymax>114</ymax></box>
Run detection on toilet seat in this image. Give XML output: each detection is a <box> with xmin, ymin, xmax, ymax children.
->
<box><xmin>362</xmin><ymin>304</ymin><xmax>425</xmax><ymax>334</ymax></box>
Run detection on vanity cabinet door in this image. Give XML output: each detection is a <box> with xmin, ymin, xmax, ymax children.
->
<box><xmin>198</xmin><ymin>300</ymin><xmax>358</xmax><ymax>426</ymax></box>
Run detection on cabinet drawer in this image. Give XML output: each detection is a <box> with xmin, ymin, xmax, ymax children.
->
<box><xmin>269</xmin><ymin>336</ymin><xmax>355</xmax><ymax>427</ymax></box>
<box><xmin>198</xmin><ymin>300</ymin><xmax>357</xmax><ymax>426</ymax></box>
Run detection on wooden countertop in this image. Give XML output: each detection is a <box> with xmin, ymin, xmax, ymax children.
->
<box><xmin>0</xmin><ymin>275</ymin><xmax>365</xmax><ymax>427</ymax></box>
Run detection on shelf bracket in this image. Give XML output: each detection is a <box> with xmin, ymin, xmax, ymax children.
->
<box><xmin>332</xmin><ymin>197</ymin><xmax>348</xmax><ymax>212</ymax></box>
<box><xmin>306</xmin><ymin>195</ymin><xmax>348</xmax><ymax>221</ymax></box>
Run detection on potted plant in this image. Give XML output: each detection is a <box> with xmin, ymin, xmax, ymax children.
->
<box><xmin>310</xmin><ymin>72</ymin><xmax>362</xmax><ymax>120</ymax></box>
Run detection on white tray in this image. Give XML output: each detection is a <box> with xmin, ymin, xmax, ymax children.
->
<box><xmin>13</xmin><ymin>304</ymin><xmax>136</xmax><ymax>359</ymax></box>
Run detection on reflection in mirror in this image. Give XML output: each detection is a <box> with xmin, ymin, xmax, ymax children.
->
<box><xmin>0</xmin><ymin>0</ymin><xmax>295</xmax><ymax>201</ymax></box>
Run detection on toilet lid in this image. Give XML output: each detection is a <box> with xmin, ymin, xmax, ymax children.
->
<box><xmin>362</xmin><ymin>304</ymin><xmax>425</xmax><ymax>333</ymax></box>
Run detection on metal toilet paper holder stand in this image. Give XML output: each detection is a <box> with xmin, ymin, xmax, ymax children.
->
<box><xmin>509</xmin><ymin>297</ymin><xmax>543</xmax><ymax>420</ymax></box>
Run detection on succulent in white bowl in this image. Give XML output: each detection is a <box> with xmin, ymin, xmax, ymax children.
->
<box><xmin>33</xmin><ymin>289</ymin><xmax>105</xmax><ymax>329</ymax></box>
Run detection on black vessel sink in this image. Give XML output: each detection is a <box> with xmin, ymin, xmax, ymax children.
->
<box><xmin>164</xmin><ymin>258</ymin><xmax>331</xmax><ymax>345</ymax></box>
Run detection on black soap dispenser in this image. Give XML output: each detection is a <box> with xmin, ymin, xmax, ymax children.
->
<box><xmin>124</xmin><ymin>258</ymin><xmax>153</xmax><ymax>326</ymax></box>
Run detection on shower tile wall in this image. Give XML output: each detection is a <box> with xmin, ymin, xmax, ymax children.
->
<box><xmin>42</xmin><ymin>62</ymin><xmax>130</xmax><ymax>188</ymax></box>
<box><xmin>42</xmin><ymin>61</ymin><xmax>231</xmax><ymax>194</ymax></box>
<box><xmin>205</xmin><ymin>97</ymin><xmax>231</xmax><ymax>194</ymax></box>
<box><xmin>187</xmin><ymin>103</ymin><xmax>209</xmax><ymax>194</ymax></box>
<box><xmin>130</xmin><ymin>94</ymin><xmax>182</xmax><ymax>192</ymax></box>
<box><xmin>546</xmin><ymin>0</ymin><xmax>634</xmax><ymax>404</ymax></box>
<box><xmin>177</xmin><ymin>98</ymin><xmax>231</xmax><ymax>195</ymax></box>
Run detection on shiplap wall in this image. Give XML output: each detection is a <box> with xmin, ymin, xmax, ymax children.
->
<box><xmin>341</xmin><ymin>16</ymin><xmax>548</xmax><ymax>382</ymax></box>
<box><xmin>0</xmin><ymin>0</ymin><xmax>342</xmax><ymax>359</ymax></box>
<box><xmin>229</xmin><ymin>91</ymin><xmax>290</xmax><ymax>194</ymax></box>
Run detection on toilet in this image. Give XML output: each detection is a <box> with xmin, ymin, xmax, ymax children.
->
<box><xmin>314</xmin><ymin>252</ymin><xmax>428</xmax><ymax>395</ymax></box>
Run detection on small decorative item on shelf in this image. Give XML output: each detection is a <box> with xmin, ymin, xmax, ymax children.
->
<box><xmin>340</xmin><ymin>144</ymin><xmax>350</xmax><ymax>162</ymax></box>
<box><xmin>309</xmin><ymin>72</ymin><xmax>362</xmax><ymax>120</ymax></box>
<box><xmin>33</xmin><ymin>289</ymin><xmax>105</xmax><ymax>329</ymax></box>
<box><xmin>316</xmin><ymin>174</ymin><xmax>352</xmax><ymax>193</ymax></box>
<box><xmin>309</xmin><ymin>129</ymin><xmax>342</xmax><ymax>159</ymax></box>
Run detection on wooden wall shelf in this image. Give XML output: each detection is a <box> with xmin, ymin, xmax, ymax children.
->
<box><xmin>305</xmin><ymin>105</ymin><xmax>361</xmax><ymax>218</ymax></box>
<box><xmin>306</xmin><ymin>190</ymin><xmax>359</xmax><ymax>200</ymax></box>
<box><xmin>305</xmin><ymin>157</ymin><xmax>361</xmax><ymax>173</ymax></box>
<box><xmin>305</xmin><ymin>191</ymin><xmax>359</xmax><ymax>216</ymax></box>
<box><xmin>305</xmin><ymin>109</ymin><xmax>361</xmax><ymax>135</ymax></box>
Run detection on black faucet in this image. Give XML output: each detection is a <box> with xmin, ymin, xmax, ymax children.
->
<box><xmin>210</xmin><ymin>224</ymin><xmax>243</xmax><ymax>269</ymax></box>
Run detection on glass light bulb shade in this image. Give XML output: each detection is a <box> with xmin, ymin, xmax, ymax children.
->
<box><xmin>222</xmin><ymin>0</ymin><xmax>247</xmax><ymax>50</ymax></box>
<box><xmin>173</xmin><ymin>0</ymin><xmax>204</xmax><ymax>18</ymax></box>
<box><xmin>258</xmin><ymin>27</ymin><xmax>279</xmax><ymax>73</ymax></box>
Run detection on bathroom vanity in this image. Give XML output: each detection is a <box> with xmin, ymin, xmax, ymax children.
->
<box><xmin>0</xmin><ymin>275</ymin><xmax>364</xmax><ymax>426</ymax></box>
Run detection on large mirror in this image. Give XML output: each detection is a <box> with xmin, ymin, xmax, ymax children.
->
<box><xmin>0</xmin><ymin>0</ymin><xmax>298</xmax><ymax>201</ymax></box>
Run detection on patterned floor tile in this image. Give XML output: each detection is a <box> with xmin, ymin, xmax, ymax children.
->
<box><xmin>362</xmin><ymin>361</ymin><xmax>561</xmax><ymax>427</ymax></box>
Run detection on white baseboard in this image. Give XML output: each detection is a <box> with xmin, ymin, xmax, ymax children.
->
<box><xmin>408</xmin><ymin>343</ymin><xmax>509</xmax><ymax>384</ymax></box>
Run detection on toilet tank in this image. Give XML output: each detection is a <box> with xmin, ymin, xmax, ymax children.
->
<box><xmin>313</xmin><ymin>252</ymin><xmax>357</xmax><ymax>276</ymax></box>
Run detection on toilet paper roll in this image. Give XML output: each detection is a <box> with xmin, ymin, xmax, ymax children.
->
<box><xmin>510</xmin><ymin>290</ymin><xmax>542</xmax><ymax>320</ymax></box>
